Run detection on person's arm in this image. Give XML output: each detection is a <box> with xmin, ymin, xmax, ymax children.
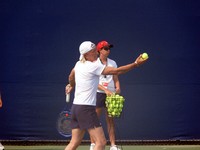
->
<box><xmin>102</xmin><ymin>54</ymin><xmax>146</xmax><ymax>75</ymax></box>
<box><xmin>0</xmin><ymin>93</ymin><xmax>2</xmax><ymax>108</ymax></box>
<box><xmin>65</xmin><ymin>68</ymin><xmax>75</xmax><ymax>94</ymax></box>
<box><xmin>98</xmin><ymin>84</ymin><xmax>113</xmax><ymax>96</ymax></box>
<box><xmin>68</xmin><ymin>68</ymin><xmax>75</xmax><ymax>88</ymax></box>
<box><xmin>113</xmin><ymin>75</ymin><xmax>121</xmax><ymax>94</ymax></box>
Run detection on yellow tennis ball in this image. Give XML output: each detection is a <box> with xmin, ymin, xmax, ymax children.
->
<box><xmin>112</xmin><ymin>111</ymin><xmax>116</xmax><ymax>116</ymax></box>
<box><xmin>142</xmin><ymin>53</ymin><xmax>149</xmax><ymax>60</ymax></box>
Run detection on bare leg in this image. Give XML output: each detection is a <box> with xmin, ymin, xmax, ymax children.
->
<box><xmin>88</xmin><ymin>126</ymin><xmax>106</xmax><ymax>150</ymax></box>
<box><xmin>90</xmin><ymin>107</ymin><xmax>103</xmax><ymax>144</ymax></box>
<box><xmin>65</xmin><ymin>128</ymin><xmax>85</xmax><ymax>150</ymax></box>
<box><xmin>105</xmin><ymin>109</ymin><xmax>116</xmax><ymax>146</ymax></box>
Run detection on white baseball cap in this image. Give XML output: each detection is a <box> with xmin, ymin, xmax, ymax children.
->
<box><xmin>79</xmin><ymin>41</ymin><xmax>96</xmax><ymax>60</ymax></box>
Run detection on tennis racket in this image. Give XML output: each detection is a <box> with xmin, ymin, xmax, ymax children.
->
<box><xmin>56</xmin><ymin>93</ymin><xmax>72</xmax><ymax>137</ymax></box>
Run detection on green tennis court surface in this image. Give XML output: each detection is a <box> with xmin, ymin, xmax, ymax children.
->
<box><xmin>4</xmin><ymin>145</ymin><xmax>200</xmax><ymax>150</ymax></box>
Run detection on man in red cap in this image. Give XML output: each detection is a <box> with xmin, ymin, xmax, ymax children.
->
<box><xmin>89</xmin><ymin>40</ymin><xmax>121</xmax><ymax>150</ymax></box>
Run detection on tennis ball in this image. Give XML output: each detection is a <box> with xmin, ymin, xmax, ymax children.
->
<box><xmin>112</xmin><ymin>112</ymin><xmax>116</xmax><ymax>116</ymax></box>
<box><xmin>115</xmin><ymin>104</ymin><xmax>119</xmax><ymax>108</ymax></box>
<box><xmin>108</xmin><ymin>108</ymin><xmax>112</xmax><ymax>113</ymax></box>
<box><xmin>112</xmin><ymin>101</ymin><xmax>116</xmax><ymax>105</ymax></box>
<box><xmin>142</xmin><ymin>53</ymin><xmax>149</xmax><ymax>60</ymax></box>
<box><xmin>109</xmin><ymin>104</ymin><xmax>113</xmax><ymax>108</ymax></box>
<box><xmin>114</xmin><ymin>109</ymin><xmax>118</xmax><ymax>113</ymax></box>
<box><xmin>118</xmin><ymin>108</ymin><xmax>122</xmax><ymax>112</ymax></box>
<box><xmin>119</xmin><ymin>104</ymin><xmax>123</xmax><ymax>108</ymax></box>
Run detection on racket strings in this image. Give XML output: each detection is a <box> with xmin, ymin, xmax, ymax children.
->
<box><xmin>59</xmin><ymin>117</ymin><xmax>71</xmax><ymax>133</ymax></box>
<box><xmin>57</xmin><ymin>111</ymin><xmax>72</xmax><ymax>137</ymax></box>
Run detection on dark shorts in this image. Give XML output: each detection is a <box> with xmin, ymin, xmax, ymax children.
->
<box><xmin>70</xmin><ymin>104</ymin><xmax>102</xmax><ymax>130</ymax></box>
<box><xmin>96</xmin><ymin>92</ymin><xmax>107</xmax><ymax>108</ymax></box>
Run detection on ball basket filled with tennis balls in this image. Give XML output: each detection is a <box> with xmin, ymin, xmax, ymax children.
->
<box><xmin>105</xmin><ymin>94</ymin><xmax>125</xmax><ymax>117</ymax></box>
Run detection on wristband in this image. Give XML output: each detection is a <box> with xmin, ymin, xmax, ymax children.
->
<box><xmin>134</xmin><ymin>61</ymin><xmax>138</xmax><ymax>66</ymax></box>
<box><xmin>66</xmin><ymin>84</ymin><xmax>71</xmax><ymax>87</ymax></box>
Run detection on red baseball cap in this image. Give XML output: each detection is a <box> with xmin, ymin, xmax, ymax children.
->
<box><xmin>96</xmin><ymin>41</ymin><xmax>113</xmax><ymax>51</ymax></box>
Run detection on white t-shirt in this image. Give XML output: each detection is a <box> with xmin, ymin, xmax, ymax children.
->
<box><xmin>97</xmin><ymin>58</ymin><xmax>117</xmax><ymax>93</ymax></box>
<box><xmin>73</xmin><ymin>58</ymin><xmax>106</xmax><ymax>106</ymax></box>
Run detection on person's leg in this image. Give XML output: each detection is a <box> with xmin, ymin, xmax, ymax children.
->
<box><xmin>90</xmin><ymin>92</ymin><xmax>106</xmax><ymax>149</ymax></box>
<box><xmin>65</xmin><ymin>128</ymin><xmax>85</xmax><ymax>150</ymax></box>
<box><xmin>96</xmin><ymin>107</ymin><xmax>103</xmax><ymax>117</ymax></box>
<box><xmin>90</xmin><ymin>107</ymin><xmax>103</xmax><ymax>145</ymax></box>
<box><xmin>88</xmin><ymin>126</ymin><xmax>107</xmax><ymax>150</ymax></box>
<box><xmin>105</xmin><ymin>110</ymin><xmax>116</xmax><ymax>146</ymax></box>
<box><xmin>105</xmin><ymin>110</ymin><xmax>121</xmax><ymax>150</ymax></box>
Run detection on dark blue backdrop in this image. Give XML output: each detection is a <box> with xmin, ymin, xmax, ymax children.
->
<box><xmin>0</xmin><ymin>0</ymin><xmax>200</xmax><ymax>141</ymax></box>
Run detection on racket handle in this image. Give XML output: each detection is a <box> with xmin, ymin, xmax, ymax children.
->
<box><xmin>66</xmin><ymin>93</ymin><xmax>70</xmax><ymax>103</ymax></box>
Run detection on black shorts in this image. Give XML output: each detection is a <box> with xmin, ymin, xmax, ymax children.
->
<box><xmin>70</xmin><ymin>104</ymin><xmax>102</xmax><ymax>130</ymax></box>
<box><xmin>96</xmin><ymin>92</ymin><xmax>107</xmax><ymax>108</ymax></box>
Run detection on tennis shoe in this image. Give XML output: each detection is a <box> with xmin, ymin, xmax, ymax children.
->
<box><xmin>0</xmin><ymin>142</ymin><xmax>4</xmax><ymax>150</ymax></box>
<box><xmin>110</xmin><ymin>145</ymin><xmax>121</xmax><ymax>150</ymax></box>
<box><xmin>89</xmin><ymin>143</ymin><xmax>95</xmax><ymax>150</ymax></box>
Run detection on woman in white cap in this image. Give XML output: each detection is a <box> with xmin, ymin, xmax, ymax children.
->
<box><xmin>65</xmin><ymin>41</ymin><xmax>147</xmax><ymax>150</ymax></box>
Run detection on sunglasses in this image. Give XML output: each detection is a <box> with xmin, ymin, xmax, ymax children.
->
<box><xmin>103</xmin><ymin>47</ymin><xmax>110</xmax><ymax>51</ymax></box>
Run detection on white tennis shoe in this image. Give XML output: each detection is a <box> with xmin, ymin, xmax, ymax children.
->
<box><xmin>0</xmin><ymin>142</ymin><xmax>4</xmax><ymax>150</ymax></box>
<box><xmin>89</xmin><ymin>143</ymin><xmax>95</xmax><ymax>150</ymax></box>
<box><xmin>110</xmin><ymin>145</ymin><xmax>121</xmax><ymax>150</ymax></box>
